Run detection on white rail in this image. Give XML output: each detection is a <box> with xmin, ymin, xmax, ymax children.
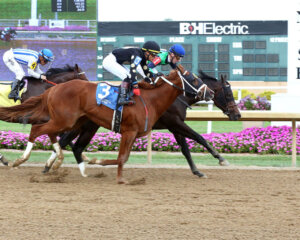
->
<box><xmin>147</xmin><ymin>111</ymin><xmax>300</xmax><ymax>167</ymax></box>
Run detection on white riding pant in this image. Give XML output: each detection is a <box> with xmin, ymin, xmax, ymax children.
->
<box><xmin>3</xmin><ymin>49</ymin><xmax>25</xmax><ymax>81</ymax></box>
<box><xmin>102</xmin><ymin>53</ymin><xmax>130</xmax><ymax>80</ymax></box>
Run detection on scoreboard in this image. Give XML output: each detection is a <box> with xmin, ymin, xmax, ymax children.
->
<box><xmin>97</xmin><ymin>21</ymin><xmax>287</xmax><ymax>82</ymax></box>
<box><xmin>52</xmin><ymin>0</ymin><xmax>86</xmax><ymax>12</ymax></box>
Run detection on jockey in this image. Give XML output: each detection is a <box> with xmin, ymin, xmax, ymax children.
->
<box><xmin>1</xmin><ymin>27</ymin><xmax>11</xmax><ymax>40</ymax></box>
<box><xmin>3</xmin><ymin>48</ymin><xmax>54</xmax><ymax>101</ymax></box>
<box><xmin>102</xmin><ymin>41</ymin><xmax>160</xmax><ymax>105</ymax></box>
<box><xmin>147</xmin><ymin>44</ymin><xmax>185</xmax><ymax>75</ymax></box>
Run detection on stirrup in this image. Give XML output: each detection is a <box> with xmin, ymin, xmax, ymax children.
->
<box><xmin>8</xmin><ymin>92</ymin><xmax>18</xmax><ymax>100</ymax></box>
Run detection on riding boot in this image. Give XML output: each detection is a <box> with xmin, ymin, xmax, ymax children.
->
<box><xmin>8</xmin><ymin>79</ymin><xmax>21</xmax><ymax>101</ymax></box>
<box><xmin>118</xmin><ymin>82</ymin><xmax>135</xmax><ymax>105</ymax></box>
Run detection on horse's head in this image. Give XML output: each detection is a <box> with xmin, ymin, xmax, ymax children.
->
<box><xmin>171</xmin><ymin>65</ymin><xmax>214</xmax><ymax>101</ymax></box>
<box><xmin>200</xmin><ymin>71</ymin><xmax>241</xmax><ymax>121</ymax></box>
<box><xmin>45</xmin><ymin>64</ymin><xmax>88</xmax><ymax>84</ymax></box>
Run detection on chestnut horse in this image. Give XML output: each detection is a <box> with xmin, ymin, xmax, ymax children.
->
<box><xmin>48</xmin><ymin>71</ymin><xmax>241</xmax><ymax>178</ymax></box>
<box><xmin>0</xmin><ymin>64</ymin><xmax>88</xmax><ymax>165</ymax></box>
<box><xmin>0</xmin><ymin>68</ymin><xmax>213</xmax><ymax>183</ymax></box>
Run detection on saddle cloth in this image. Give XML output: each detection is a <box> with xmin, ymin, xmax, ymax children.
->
<box><xmin>96</xmin><ymin>82</ymin><xmax>124</xmax><ymax>112</ymax></box>
<box><xmin>96</xmin><ymin>82</ymin><xmax>125</xmax><ymax>133</ymax></box>
<box><xmin>0</xmin><ymin>83</ymin><xmax>26</xmax><ymax>107</ymax></box>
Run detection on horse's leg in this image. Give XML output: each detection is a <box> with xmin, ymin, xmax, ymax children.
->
<box><xmin>168</xmin><ymin>121</ymin><xmax>229</xmax><ymax>166</ymax></box>
<box><xmin>173</xmin><ymin>133</ymin><xmax>206</xmax><ymax>178</ymax></box>
<box><xmin>11</xmin><ymin>124</ymin><xmax>45</xmax><ymax>167</ymax></box>
<box><xmin>71</xmin><ymin>121</ymin><xmax>100</xmax><ymax>177</ymax></box>
<box><xmin>100</xmin><ymin>131</ymin><xmax>137</xmax><ymax>184</ymax></box>
<box><xmin>51</xmin><ymin>136</ymin><xmax>64</xmax><ymax>171</ymax></box>
<box><xmin>117</xmin><ymin>131</ymin><xmax>137</xmax><ymax>184</ymax></box>
<box><xmin>32</xmin><ymin>121</ymin><xmax>64</xmax><ymax>171</ymax></box>
<box><xmin>11</xmin><ymin>141</ymin><xmax>34</xmax><ymax>167</ymax></box>
<box><xmin>43</xmin><ymin>129</ymin><xmax>81</xmax><ymax>174</ymax></box>
<box><xmin>72</xmin><ymin>130</ymin><xmax>98</xmax><ymax>177</ymax></box>
<box><xmin>0</xmin><ymin>153</ymin><xmax>8</xmax><ymax>166</ymax></box>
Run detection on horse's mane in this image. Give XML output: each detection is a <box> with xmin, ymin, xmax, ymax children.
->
<box><xmin>138</xmin><ymin>80</ymin><xmax>156</xmax><ymax>89</ymax></box>
<box><xmin>198</xmin><ymin>70</ymin><xmax>218</xmax><ymax>82</ymax></box>
<box><xmin>22</xmin><ymin>65</ymin><xmax>77</xmax><ymax>82</ymax></box>
<box><xmin>45</xmin><ymin>65</ymin><xmax>76</xmax><ymax>77</ymax></box>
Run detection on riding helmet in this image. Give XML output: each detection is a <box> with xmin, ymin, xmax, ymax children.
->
<box><xmin>169</xmin><ymin>44</ymin><xmax>185</xmax><ymax>57</ymax></box>
<box><xmin>142</xmin><ymin>41</ymin><xmax>161</xmax><ymax>54</ymax></box>
<box><xmin>39</xmin><ymin>48</ymin><xmax>54</xmax><ymax>62</ymax></box>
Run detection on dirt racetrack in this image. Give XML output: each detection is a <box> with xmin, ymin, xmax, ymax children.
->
<box><xmin>0</xmin><ymin>165</ymin><xmax>299</xmax><ymax>240</ymax></box>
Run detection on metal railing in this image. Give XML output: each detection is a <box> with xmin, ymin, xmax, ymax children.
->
<box><xmin>0</xmin><ymin>19</ymin><xmax>97</xmax><ymax>30</ymax></box>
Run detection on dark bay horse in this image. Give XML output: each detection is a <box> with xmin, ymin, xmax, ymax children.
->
<box><xmin>52</xmin><ymin>70</ymin><xmax>241</xmax><ymax>178</ymax></box>
<box><xmin>0</xmin><ymin>64</ymin><xmax>88</xmax><ymax>165</ymax></box>
<box><xmin>0</xmin><ymin>68</ymin><xmax>213</xmax><ymax>184</ymax></box>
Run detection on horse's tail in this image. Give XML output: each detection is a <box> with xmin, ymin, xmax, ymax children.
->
<box><xmin>0</xmin><ymin>94</ymin><xmax>49</xmax><ymax>124</ymax></box>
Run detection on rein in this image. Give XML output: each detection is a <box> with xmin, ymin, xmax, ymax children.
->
<box><xmin>43</xmin><ymin>71</ymin><xmax>86</xmax><ymax>86</ymax></box>
<box><xmin>43</xmin><ymin>79</ymin><xmax>57</xmax><ymax>86</ymax></box>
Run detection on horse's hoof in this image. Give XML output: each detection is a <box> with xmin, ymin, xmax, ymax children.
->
<box><xmin>52</xmin><ymin>162</ymin><xmax>62</xmax><ymax>171</ymax></box>
<box><xmin>117</xmin><ymin>178</ymin><xmax>128</xmax><ymax>184</ymax></box>
<box><xmin>194</xmin><ymin>171</ymin><xmax>207</xmax><ymax>178</ymax></box>
<box><xmin>0</xmin><ymin>156</ymin><xmax>9</xmax><ymax>166</ymax></box>
<box><xmin>42</xmin><ymin>166</ymin><xmax>50</xmax><ymax>174</ymax></box>
<box><xmin>11</xmin><ymin>161</ymin><xmax>22</xmax><ymax>168</ymax></box>
<box><xmin>1</xmin><ymin>160</ymin><xmax>9</xmax><ymax>166</ymax></box>
<box><xmin>200</xmin><ymin>174</ymin><xmax>208</xmax><ymax>178</ymax></box>
<box><xmin>219</xmin><ymin>160</ymin><xmax>230</xmax><ymax>166</ymax></box>
<box><xmin>88</xmin><ymin>158</ymin><xmax>98</xmax><ymax>164</ymax></box>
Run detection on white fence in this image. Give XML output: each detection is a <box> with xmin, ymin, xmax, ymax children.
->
<box><xmin>0</xmin><ymin>19</ymin><xmax>97</xmax><ymax>30</ymax></box>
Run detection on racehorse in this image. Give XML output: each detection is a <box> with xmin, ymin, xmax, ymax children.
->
<box><xmin>0</xmin><ymin>67</ymin><xmax>214</xmax><ymax>184</ymax></box>
<box><xmin>49</xmin><ymin>70</ymin><xmax>241</xmax><ymax>178</ymax></box>
<box><xmin>0</xmin><ymin>64</ymin><xmax>88</xmax><ymax>165</ymax></box>
<box><xmin>0</xmin><ymin>29</ymin><xmax>17</xmax><ymax>42</ymax></box>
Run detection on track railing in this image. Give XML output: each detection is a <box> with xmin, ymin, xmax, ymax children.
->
<box><xmin>146</xmin><ymin>110</ymin><xmax>300</xmax><ymax>166</ymax></box>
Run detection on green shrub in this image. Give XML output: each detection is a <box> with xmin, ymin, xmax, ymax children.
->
<box><xmin>233</xmin><ymin>90</ymin><xmax>255</xmax><ymax>100</ymax></box>
<box><xmin>258</xmin><ymin>91</ymin><xmax>276</xmax><ymax>100</ymax></box>
<box><xmin>233</xmin><ymin>90</ymin><xmax>276</xmax><ymax>100</ymax></box>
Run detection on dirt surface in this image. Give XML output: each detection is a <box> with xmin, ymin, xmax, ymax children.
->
<box><xmin>0</xmin><ymin>166</ymin><xmax>299</xmax><ymax>240</ymax></box>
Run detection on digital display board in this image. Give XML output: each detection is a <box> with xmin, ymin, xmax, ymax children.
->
<box><xmin>52</xmin><ymin>0</ymin><xmax>86</xmax><ymax>12</ymax></box>
<box><xmin>97</xmin><ymin>21</ymin><xmax>287</xmax><ymax>82</ymax></box>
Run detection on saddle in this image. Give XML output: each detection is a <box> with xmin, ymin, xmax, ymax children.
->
<box><xmin>96</xmin><ymin>82</ymin><xmax>127</xmax><ymax>133</ymax></box>
<box><xmin>96</xmin><ymin>82</ymin><xmax>148</xmax><ymax>133</ymax></box>
<box><xmin>0</xmin><ymin>80</ymin><xmax>27</xmax><ymax>107</ymax></box>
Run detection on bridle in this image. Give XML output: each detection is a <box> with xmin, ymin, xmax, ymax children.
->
<box><xmin>216</xmin><ymin>81</ymin><xmax>237</xmax><ymax>116</ymax></box>
<box><xmin>153</xmin><ymin>71</ymin><xmax>209</xmax><ymax>100</ymax></box>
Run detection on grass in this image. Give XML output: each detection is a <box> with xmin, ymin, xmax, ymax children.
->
<box><xmin>0</xmin><ymin>119</ymin><xmax>271</xmax><ymax>134</ymax></box>
<box><xmin>0</xmin><ymin>0</ymin><xmax>97</xmax><ymax>20</ymax></box>
<box><xmin>1</xmin><ymin>150</ymin><xmax>299</xmax><ymax>167</ymax></box>
<box><xmin>0</xmin><ymin>120</ymin><xmax>244</xmax><ymax>134</ymax></box>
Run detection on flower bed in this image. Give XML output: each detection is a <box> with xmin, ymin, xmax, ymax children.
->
<box><xmin>0</xmin><ymin>126</ymin><xmax>299</xmax><ymax>155</ymax></box>
<box><xmin>238</xmin><ymin>95</ymin><xmax>271</xmax><ymax>110</ymax></box>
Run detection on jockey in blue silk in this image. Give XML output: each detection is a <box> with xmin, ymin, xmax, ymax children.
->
<box><xmin>102</xmin><ymin>41</ymin><xmax>160</xmax><ymax>105</ymax></box>
<box><xmin>2</xmin><ymin>48</ymin><xmax>54</xmax><ymax>101</ymax></box>
<box><xmin>147</xmin><ymin>44</ymin><xmax>185</xmax><ymax>75</ymax></box>
<box><xmin>1</xmin><ymin>27</ymin><xmax>11</xmax><ymax>39</ymax></box>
